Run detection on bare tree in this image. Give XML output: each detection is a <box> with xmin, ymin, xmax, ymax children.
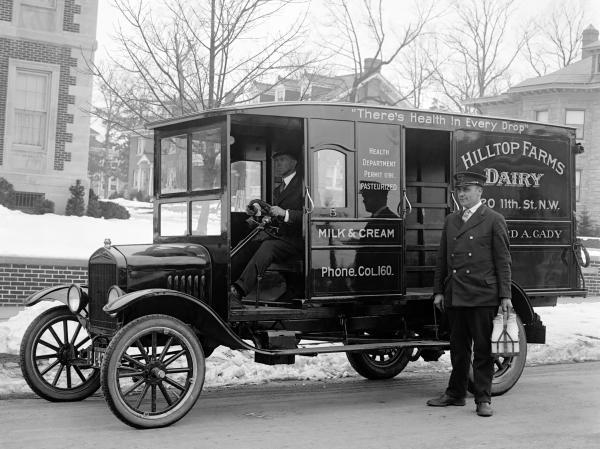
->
<box><xmin>88</xmin><ymin>0</ymin><xmax>315</xmax><ymax>125</ymax></box>
<box><xmin>323</xmin><ymin>0</ymin><xmax>435</xmax><ymax>104</ymax></box>
<box><xmin>434</xmin><ymin>0</ymin><xmax>528</xmax><ymax>112</ymax></box>
<box><xmin>393</xmin><ymin>37</ymin><xmax>440</xmax><ymax>108</ymax></box>
<box><xmin>523</xmin><ymin>0</ymin><xmax>586</xmax><ymax>77</ymax></box>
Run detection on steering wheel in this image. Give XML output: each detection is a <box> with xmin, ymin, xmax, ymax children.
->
<box><xmin>245</xmin><ymin>199</ymin><xmax>280</xmax><ymax>238</ymax></box>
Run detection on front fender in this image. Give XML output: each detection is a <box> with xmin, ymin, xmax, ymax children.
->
<box><xmin>103</xmin><ymin>289</ymin><xmax>248</xmax><ymax>350</ymax></box>
<box><xmin>24</xmin><ymin>284</ymin><xmax>88</xmax><ymax>307</ymax></box>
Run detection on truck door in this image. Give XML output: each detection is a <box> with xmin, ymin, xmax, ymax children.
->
<box><xmin>307</xmin><ymin>119</ymin><xmax>404</xmax><ymax>299</ymax></box>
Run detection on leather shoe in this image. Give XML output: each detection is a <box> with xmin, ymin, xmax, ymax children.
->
<box><xmin>426</xmin><ymin>393</ymin><xmax>466</xmax><ymax>407</ymax></box>
<box><xmin>228</xmin><ymin>285</ymin><xmax>245</xmax><ymax>309</ymax></box>
<box><xmin>476</xmin><ymin>402</ymin><xmax>493</xmax><ymax>417</ymax></box>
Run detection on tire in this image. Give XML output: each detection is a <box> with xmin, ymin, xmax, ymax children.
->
<box><xmin>346</xmin><ymin>347</ymin><xmax>412</xmax><ymax>380</ymax></box>
<box><xmin>468</xmin><ymin>314</ymin><xmax>527</xmax><ymax>396</ymax></box>
<box><xmin>101</xmin><ymin>314</ymin><xmax>205</xmax><ymax>429</ymax></box>
<box><xmin>19</xmin><ymin>305</ymin><xmax>100</xmax><ymax>401</ymax></box>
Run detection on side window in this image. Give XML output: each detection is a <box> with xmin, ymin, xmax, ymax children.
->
<box><xmin>314</xmin><ymin>149</ymin><xmax>346</xmax><ymax>208</ymax></box>
<box><xmin>231</xmin><ymin>161</ymin><xmax>262</xmax><ymax>211</ymax></box>
<box><xmin>160</xmin><ymin>202</ymin><xmax>188</xmax><ymax>236</ymax></box>
<box><xmin>160</xmin><ymin>135</ymin><xmax>187</xmax><ymax>194</ymax></box>
<box><xmin>191</xmin><ymin>128</ymin><xmax>222</xmax><ymax>191</ymax></box>
<box><xmin>192</xmin><ymin>200</ymin><xmax>222</xmax><ymax>235</ymax></box>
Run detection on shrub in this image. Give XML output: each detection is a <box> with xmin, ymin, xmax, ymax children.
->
<box><xmin>129</xmin><ymin>189</ymin><xmax>151</xmax><ymax>203</ymax></box>
<box><xmin>577</xmin><ymin>208</ymin><xmax>600</xmax><ymax>237</ymax></box>
<box><xmin>0</xmin><ymin>177</ymin><xmax>16</xmax><ymax>209</ymax></box>
<box><xmin>100</xmin><ymin>201</ymin><xmax>130</xmax><ymax>219</ymax></box>
<box><xmin>65</xmin><ymin>180</ymin><xmax>85</xmax><ymax>216</ymax></box>
<box><xmin>33</xmin><ymin>199</ymin><xmax>55</xmax><ymax>215</ymax></box>
<box><xmin>109</xmin><ymin>191</ymin><xmax>124</xmax><ymax>200</ymax></box>
<box><xmin>86</xmin><ymin>189</ymin><xmax>102</xmax><ymax>218</ymax></box>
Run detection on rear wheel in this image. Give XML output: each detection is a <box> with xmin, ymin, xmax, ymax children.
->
<box><xmin>346</xmin><ymin>347</ymin><xmax>412</xmax><ymax>380</ymax></box>
<box><xmin>19</xmin><ymin>306</ymin><xmax>100</xmax><ymax>401</ymax></box>
<box><xmin>101</xmin><ymin>314</ymin><xmax>205</xmax><ymax>429</ymax></box>
<box><xmin>468</xmin><ymin>314</ymin><xmax>527</xmax><ymax>396</ymax></box>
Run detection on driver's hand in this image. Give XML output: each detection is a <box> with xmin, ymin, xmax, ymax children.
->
<box><xmin>269</xmin><ymin>206</ymin><xmax>286</xmax><ymax>218</ymax></box>
<box><xmin>433</xmin><ymin>293</ymin><xmax>445</xmax><ymax>312</ymax></box>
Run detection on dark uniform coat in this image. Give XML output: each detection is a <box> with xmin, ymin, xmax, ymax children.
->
<box><xmin>433</xmin><ymin>204</ymin><xmax>512</xmax><ymax>307</ymax></box>
<box><xmin>273</xmin><ymin>172</ymin><xmax>303</xmax><ymax>248</ymax></box>
<box><xmin>233</xmin><ymin>172</ymin><xmax>303</xmax><ymax>295</ymax></box>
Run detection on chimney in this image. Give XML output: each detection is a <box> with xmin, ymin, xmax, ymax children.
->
<box><xmin>582</xmin><ymin>25</ymin><xmax>599</xmax><ymax>59</ymax></box>
<box><xmin>364</xmin><ymin>58</ymin><xmax>382</xmax><ymax>73</ymax></box>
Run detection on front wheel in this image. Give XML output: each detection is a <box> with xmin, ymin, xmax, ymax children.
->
<box><xmin>468</xmin><ymin>314</ymin><xmax>528</xmax><ymax>396</ymax></box>
<box><xmin>346</xmin><ymin>347</ymin><xmax>412</xmax><ymax>380</ymax></box>
<box><xmin>101</xmin><ymin>314</ymin><xmax>205</xmax><ymax>429</ymax></box>
<box><xmin>19</xmin><ymin>305</ymin><xmax>100</xmax><ymax>401</ymax></box>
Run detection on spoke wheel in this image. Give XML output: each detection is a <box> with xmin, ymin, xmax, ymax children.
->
<box><xmin>19</xmin><ymin>306</ymin><xmax>100</xmax><ymax>401</ymax></box>
<box><xmin>468</xmin><ymin>314</ymin><xmax>528</xmax><ymax>396</ymax></box>
<box><xmin>346</xmin><ymin>347</ymin><xmax>412</xmax><ymax>380</ymax></box>
<box><xmin>101</xmin><ymin>314</ymin><xmax>205</xmax><ymax>429</ymax></box>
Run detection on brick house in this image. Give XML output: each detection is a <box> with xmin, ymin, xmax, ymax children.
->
<box><xmin>0</xmin><ymin>0</ymin><xmax>98</xmax><ymax>213</ymax></box>
<box><xmin>247</xmin><ymin>58</ymin><xmax>409</xmax><ymax>106</ymax></box>
<box><xmin>465</xmin><ymin>25</ymin><xmax>600</xmax><ymax>227</ymax></box>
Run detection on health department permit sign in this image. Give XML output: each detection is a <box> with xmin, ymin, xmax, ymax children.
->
<box><xmin>455</xmin><ymin>130</ymin><xmax>571</xmax><ymax>220</ymax></box>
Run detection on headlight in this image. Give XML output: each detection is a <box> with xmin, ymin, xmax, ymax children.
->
<box><xmin>67</xmin><ymin>284</ymin><xmax>88</xmax><ymax>313</ymax></box>
<box><xmin>107</xmin><ymin>285</ymin><xmax>125</xmax><ymax>303</ymax></box>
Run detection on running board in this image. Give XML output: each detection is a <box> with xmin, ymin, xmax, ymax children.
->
<box><xmin>256</xmin><ymin>339</ymin><xmax>449</xmax><ymax>357</ymax></box>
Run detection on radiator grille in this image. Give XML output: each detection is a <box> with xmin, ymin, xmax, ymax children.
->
<box><xmin>88</xmin><ymin>263</ymin><xmax>118</xmax><ymax>332</ymax></box>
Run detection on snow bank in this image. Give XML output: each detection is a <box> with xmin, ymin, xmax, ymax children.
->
<box><xmin>0</xmin><ymin>202</ymin><xmax>153</xmax><ymax>260</ymax></box>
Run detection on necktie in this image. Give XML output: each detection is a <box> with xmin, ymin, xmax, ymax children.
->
<box><xmin>462</xmin><ymin>209</ymin><xmax>472</xmax><ymax>222</ymax></box>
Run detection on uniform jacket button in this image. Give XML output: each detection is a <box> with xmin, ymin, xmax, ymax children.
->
<box><xmin>468</xmin><ymin>252</ymin><xmax>472</xmax><ymax>257</ymax></box>
<box><xmin>466</xmin><ymin>269</ymin><xmax>470</xmax><ymax>274</ymax></box>
<box><xmin>469</xmin><ymin>236</ymin><xmax>474</xmax><ymax>240</ymax></box>
<box><xmin>452</xmin><ymin>269</ymin><xmax>457</xmax><ymax>273</ymax></box>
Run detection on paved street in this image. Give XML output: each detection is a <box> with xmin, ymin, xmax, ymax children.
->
<box><xmin>0</xmin><ymin>362</ymin><xmax>598</xmax><ymax>449</ymax></box>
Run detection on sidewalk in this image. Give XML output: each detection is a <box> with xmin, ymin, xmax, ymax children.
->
<box><xmin>0</xmin><ymin>306</ymin><xmax>25</xmax><ymax>322</ymax></box>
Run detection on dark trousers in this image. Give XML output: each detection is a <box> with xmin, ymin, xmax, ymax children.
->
<box><xmin>233</xmin><ymin>234</ymin><xmax>300</xmax><ymax>296</ymax></box>
<box><xmin>445</xmin><ymin>306</ymin><xmax>497</xmax><ymax>404</ymax></box>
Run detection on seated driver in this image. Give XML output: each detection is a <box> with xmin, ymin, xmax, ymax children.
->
<box><xmin>229</xmin><ymin>149</ymin><xmax>303</xmax><ymax>308</ymax></box>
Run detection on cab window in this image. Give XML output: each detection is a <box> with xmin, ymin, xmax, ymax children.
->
<box><xmin>231</xmin><ymin>161</ymin><xmax>262</xmax><ymax>212</ymax></box>
<box><xmin>191</xmin><ymin>128</ymin><xmax>222</xmax><ymax>191</ymax></box>
<box><xmin>160</xmin><ymin>135</ymin><xmax>187</xmax><ymax>194</ymax></box>
<box><xmin>192</xmin><ymin>200</ymin><xmax>222</xmax><ymax>236</ymax></box>
<box><xmin>159</xmin><ymin>202</ymin><xmax>188</xmax><ymax>236</ymax></box>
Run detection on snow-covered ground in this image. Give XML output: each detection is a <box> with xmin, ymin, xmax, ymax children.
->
<box><xmin>1</xmin><ymin>201</ymin><xmax>599</xmax><ymax>397</ymax></box>
<box><xmin>0</xmin><ymin>200</ymin><xmax>154</xmax><ymax>259</ymax></box>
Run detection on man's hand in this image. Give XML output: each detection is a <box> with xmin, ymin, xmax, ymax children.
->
<box><xmin>269</xmin><ymin>206</ymin><xmax>286</xmax><ymax>218</ymax></box>
<box><xmin>500</xmin><ymin>298</ymin><xmax>512</xmax><ymax>314</ymax></box>
<box><xmin>433</xmin><ymin>293</ymin><xmax>445</xmax><ymax>311</ymax></box>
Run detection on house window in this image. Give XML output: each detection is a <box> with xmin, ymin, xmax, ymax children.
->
<box><xmin>535</xmin><ymin>110</ymin><xmax>548</xmax><ymax>123</ymax></box>
<box><xmin>275</xmin><ymin>86</ymin><xmax>285</xmax><ymax>102</ymax></box>
<box><xmin>137</xmin><ymin>138</ymin><xmax>144</xmax><ymax>155</ymax></box>
<box><xmin>18</xmin><ymin>0</ymin><xmax>59</xmax><ymax>32</ymax></box>
<box><xmin>576</xmin><ymin>169</ymin><xmax>582</xmax><ymax>202</ymax></box>
<box><xmin>14</xmin><ymin>191</ymin><xmax>45</xmax><ymax>211</ymax></box>
<box><xmin>565</xmin><ymin>109</ymin><xmax>585</xmax><ymax>140</ymax></box>
<box><xmin>14</xmin><ymin>69</ymin><xmax>50</xmax><ymax>147</ymax></box>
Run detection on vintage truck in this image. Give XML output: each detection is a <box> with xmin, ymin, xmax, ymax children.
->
<box><xmin>19</xmin><ymin>102</ymin><xmax>588</xmax><ymax>428</ymax></box>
